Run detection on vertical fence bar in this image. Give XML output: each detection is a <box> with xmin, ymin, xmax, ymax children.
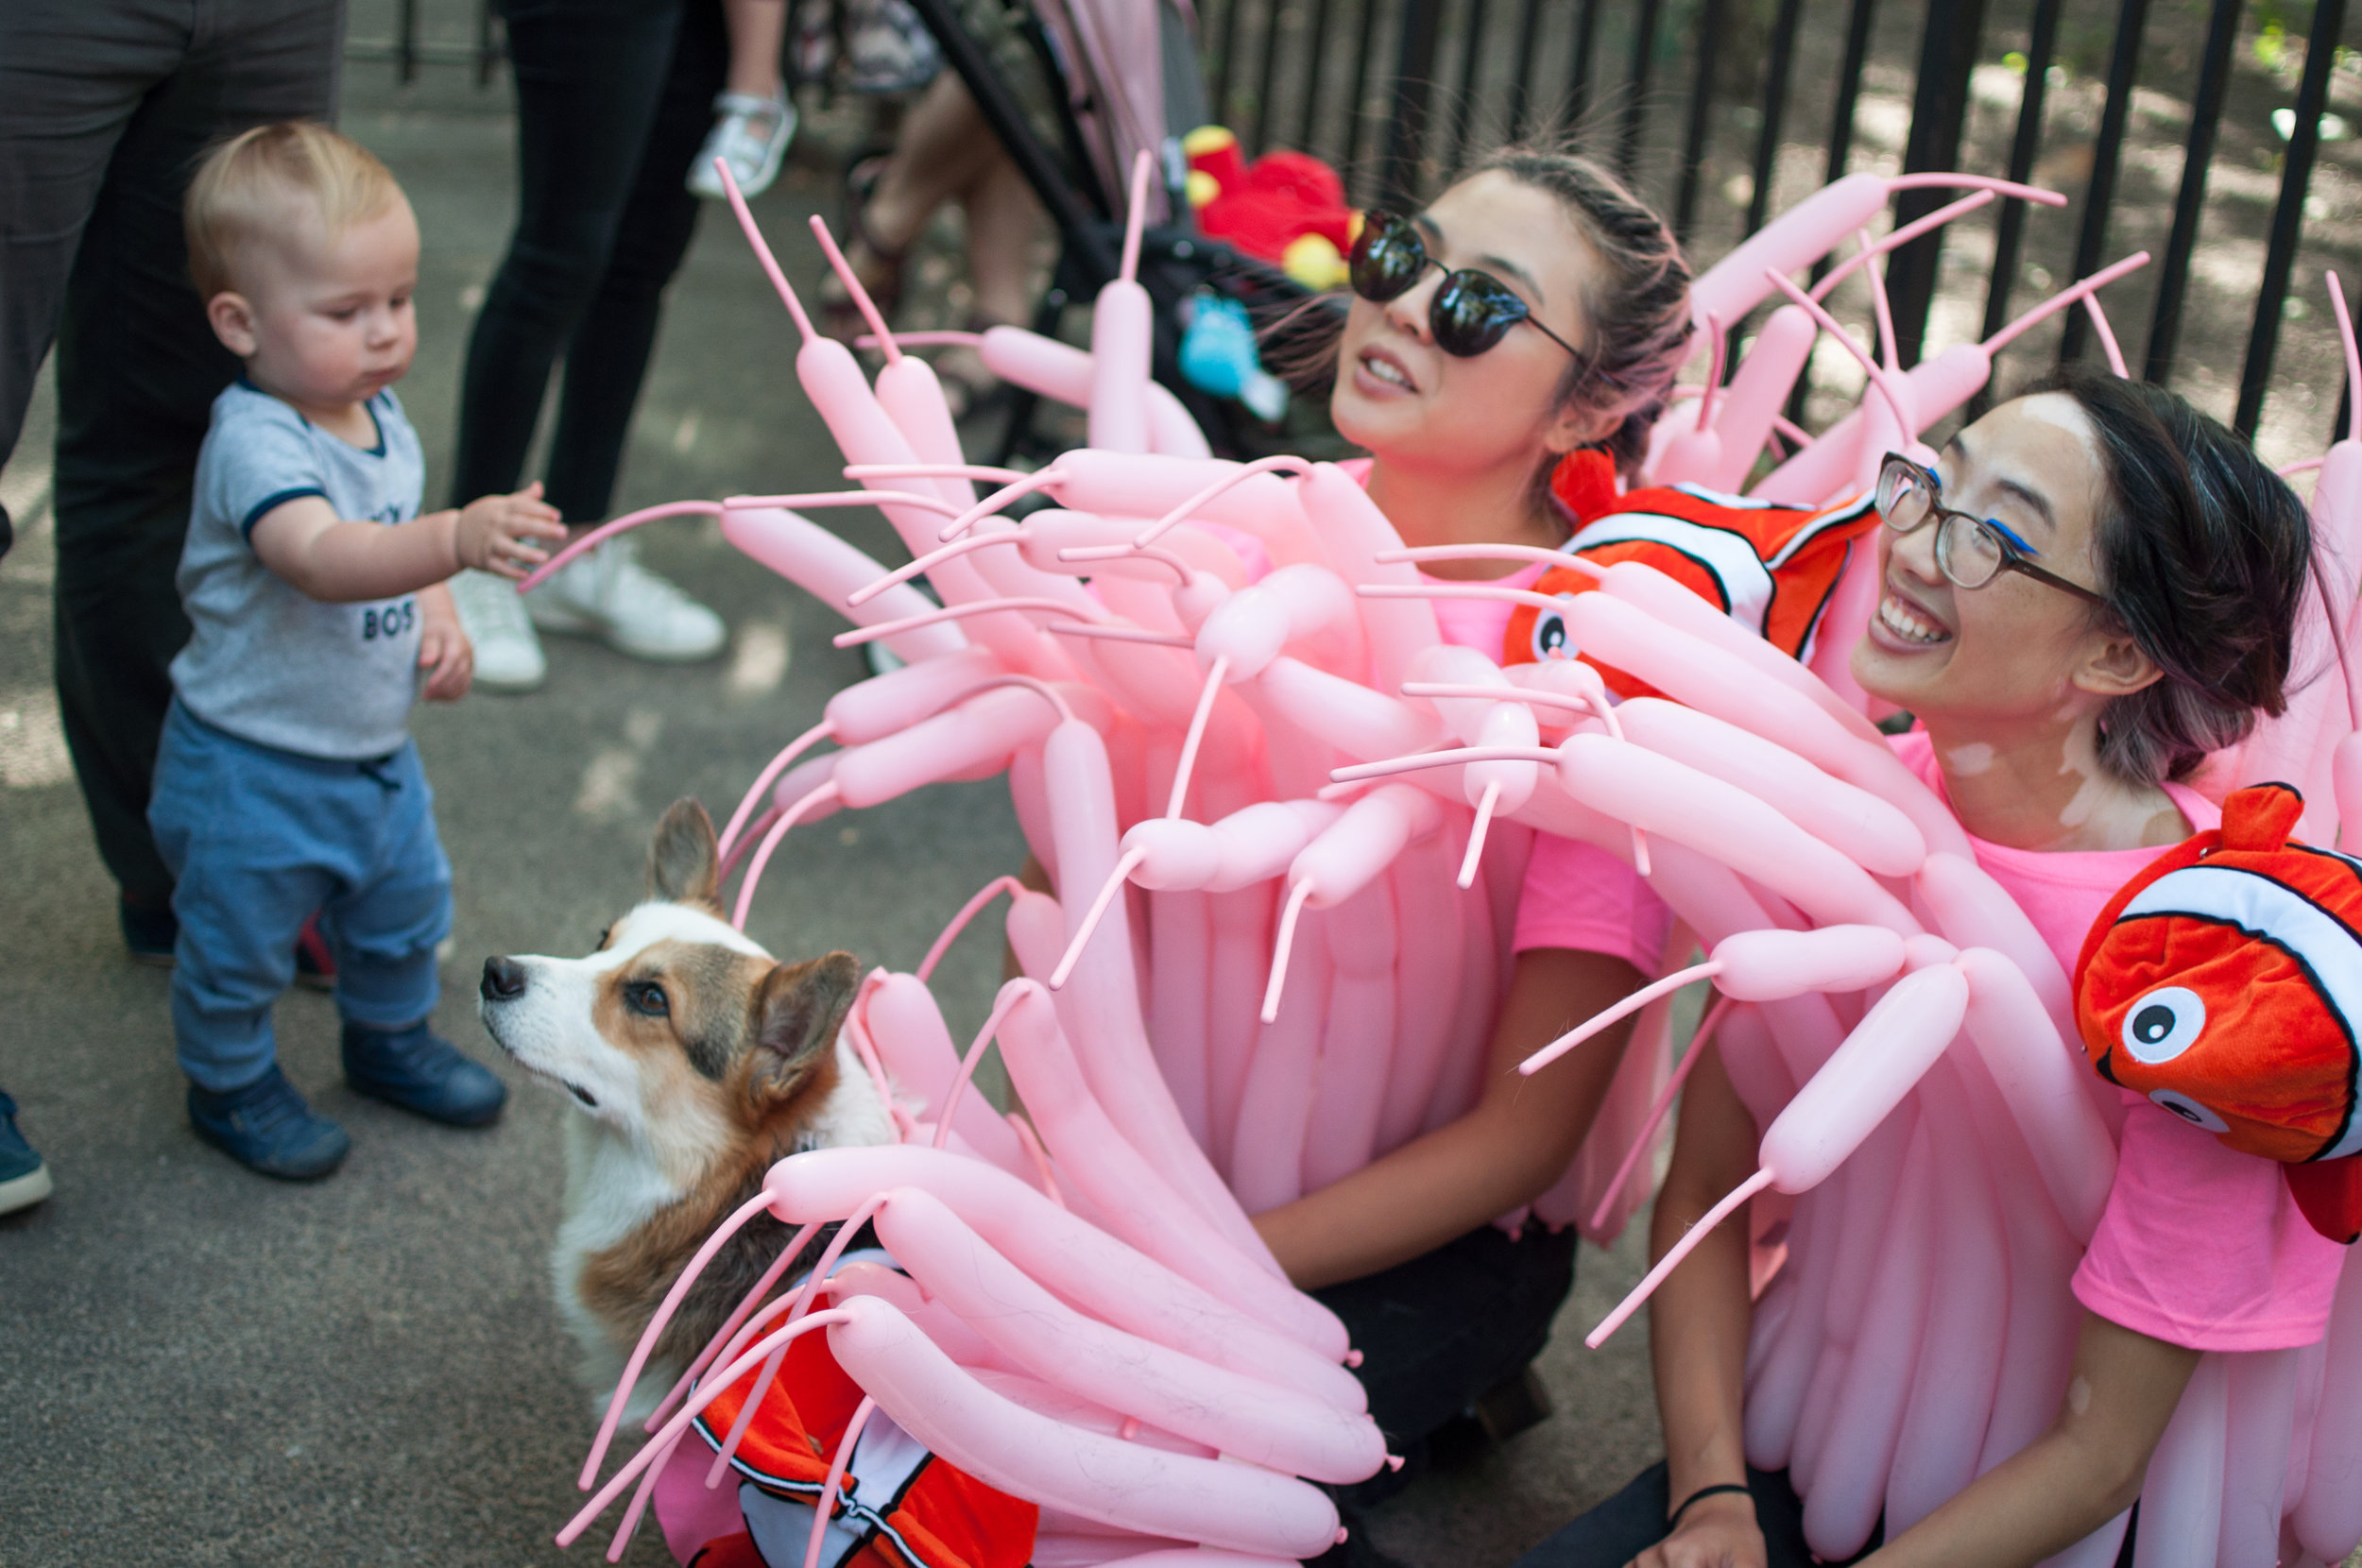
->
<box><xmin>1744</xmin><ymin>0</ymin><xmax>1807</xmax><ymax>237</ymax></box>
<box><xmin>1252</xmin><ymin>0</ymin><xmax>1289</xmax><ymax>154</ymax></box>
<box><xmin>1566</xmin><ymin>0</ymin><xmax>1603</xmax><ymax>142</ymax></box>
<box><xmin>1448</xmin><ymin>0</ymin><xmax>1495</xmax><ymax>170</ymax></box>
<box><xmin>1509</xmin><ymin>0</ymin><xmax>1548</xmax><ymax>140</ymax></box>
<box><xmin>1674</xmin><ymin>0</ymin><xmax>1728</xmax><ymax>242</ymax></box>
<box><xmin>1977</xmin><ymin>0</ymin><xmax>2064</xmax><ymax>369</ymax></box>
<box><xmin>475</xmin><ymin>0</ymin><xmax>498</xmax><ymax>85</ymax></box>
<box><xmin>1618</xmin><ymin>0</ymin><xmax>1665</xmax><ymax>181</ymax></box>
<box><xmin>2057</xmin><ymin>0</ymin><xmax>2151</xmax><ymax>366</ymax></box>
<box><xmin>1888</xmin><ymin>0</ymin><xmax>1993</xmax><ymax>367</ymax></box>
<box><xmin>1212</xmin><ymin>0</ymin><xmax>1247</xmax><ymax>129</ymax></box>
<box><xmin>1789</xmin><ymin>0</ymin><xmax>1881</xmax><ymax>421</ymax></box>
<box><xmin>1296</xmin><ymin>0</ymin><xmax>1339</xmax><ymax>149</ymax></box>
<box><xmin>2235</xmin><ymin>0</ymin><xmax>2348</xmax><ymax>436</ymax></box>
<box><xmin>1346</xmin><ymin>0</ymin><xmax>1389</xmax><ymax>189</ymax></box>
<box><xmin>1381</xmin><ymin>0</ymin><xmax>1446</xmax><ymax>204</ymax></box>
<box><xmin>397</xmin><ymin>0</ymin><xmax>419</xmax><ymax>83</ymax></box>
<box><xmin>2142</xmin><ymin>0</ymin><xmax>2245</xmax><ymax>383</ymax></box>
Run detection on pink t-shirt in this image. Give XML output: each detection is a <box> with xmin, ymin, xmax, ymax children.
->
<box><xmin>1887</xmin><ymin>728</ymin><xmax>2346</xmax><ymax>1351</ymax></box>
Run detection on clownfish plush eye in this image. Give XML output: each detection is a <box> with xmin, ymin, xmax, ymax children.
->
<box><xmin>2120</xmin><ymin>985</ymin><xmax>2207</xmax><ymax>1065</ymax></box>
<box><xmin>1531</xmin><ymin>596</ymin><xmax>1576</xmax><ymax>663</ymax></box>
<box><xmin>2148</xmin><ymin>1088</ymin><xmax>2232</xmax><ymax>1133</ymax></box>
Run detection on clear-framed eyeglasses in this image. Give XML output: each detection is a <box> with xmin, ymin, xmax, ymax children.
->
<box><xmin>1874</xmin><ymin>452</ymin><xmax>2105</xmax><ymax>605</ymax></box>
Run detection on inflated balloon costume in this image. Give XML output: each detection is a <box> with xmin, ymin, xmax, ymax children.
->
<box><xmin>538</xmin><ymin>152</ymin><xmax>2362</xmax><ymax>1568</ymax></box>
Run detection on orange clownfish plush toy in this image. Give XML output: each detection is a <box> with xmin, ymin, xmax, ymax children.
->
<box><xmin>2074</xmin><ymin>782</ymin><xmax>2362</xmax><ymax>1245</ymax></box>
<box><xmin>1503</xmin><ymin>450</ymin><xmax>1879</xmax><ymax>692</ymax></box>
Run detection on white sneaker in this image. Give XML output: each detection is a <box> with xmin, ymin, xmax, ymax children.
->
<box><xmin>448</xmin><ymin>569</ymin><xmax>548</xmax><ymax>692</ymax></box>
<box><xmin>526</xmin><ymin>537</ymin><xmax>727</xmax><ymax>663</ymax></box>
<box><xmin>688</xmin><ymin>92</ymin><xmax>797</xmax><ymax>200</ymax></box>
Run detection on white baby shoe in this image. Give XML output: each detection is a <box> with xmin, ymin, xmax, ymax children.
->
<box><xmin>688</xmin><ymin>91</ymin><xmax>796</xmax><ymax>200</ymax></box>
<box><xmin>448</xmin><ymin>569</ymin><xmax>548</xmax><ymax>693</ymax></box>
<box><xmin>526</xmin><ymin>537</ymin><xmax>727</xmax><ymax>664</ymax></box>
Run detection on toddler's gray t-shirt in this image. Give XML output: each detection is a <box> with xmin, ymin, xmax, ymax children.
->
<box><xmin>172</xmin><ymin>380</ymin><xmax>427</xmax><ymax>759</ymax></box>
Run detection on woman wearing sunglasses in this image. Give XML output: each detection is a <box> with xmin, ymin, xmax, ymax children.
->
<box><xmin>1229</xmin><ymin>148</ymin><xmax>1697</xmax><ymax>1564</ymax></box>
<box><xmin>1514</xmin><ymin>371</ymin><xmax>2340</xmax><ymax>1568</ymax></box>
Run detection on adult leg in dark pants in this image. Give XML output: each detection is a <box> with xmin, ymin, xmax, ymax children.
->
<box><xmin>0</xmin><ymin>0</ymin><xmax>347</xmax><ymax>924</ymax></box>
<box><xmin>444</xmin><ymin>0</ymin><xmax>727</xmax><ymax>685</ymax></box>
<box><xmin>1306</xmin><ymin>1223</ymin><xmax>1578</xmax><ymax>1566</ymax></box>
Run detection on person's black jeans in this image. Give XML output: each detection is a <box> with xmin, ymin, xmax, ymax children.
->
<box><xmin>450</xmin><ymin>0</ymin><xmax>726</xmax><ymax>522</ymax></box>
<box><xmin>0</xmin><ymin>0</ymin><xmax>347</xmax><ymax>909</ymax></box>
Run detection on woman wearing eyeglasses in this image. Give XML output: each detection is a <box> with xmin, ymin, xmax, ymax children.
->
<box><xmin>1222</xmin><ymin>148</ymin><xmax>1697</xmax><ymax>1563</ymax></box>
<box><xmin>1514</xmin><ymin>371</ymin><xmax>2341</xmax><ymax>1568</ymax></box>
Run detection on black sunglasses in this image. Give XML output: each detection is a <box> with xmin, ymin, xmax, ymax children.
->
<box><xmin>1348</xmin><ymin>209</ymin><xmax>1582</xmax><ymax>360</ymax></box>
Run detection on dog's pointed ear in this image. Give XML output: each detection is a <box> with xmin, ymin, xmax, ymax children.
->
<box><xmin>748</xmin><ymin>951</ymin><xmax>861</xmax><ymax>1106</ymax></box>
<box><xmin>649</xmin><ymin>798</ymin><xmax>720</xmax><ymax>907</ymax></box>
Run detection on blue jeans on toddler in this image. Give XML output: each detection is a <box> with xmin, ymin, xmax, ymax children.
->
<box><xmin>149</xmin><ymin>700</ymin><xmax>451</xmax><ymax>1093</ymax></box>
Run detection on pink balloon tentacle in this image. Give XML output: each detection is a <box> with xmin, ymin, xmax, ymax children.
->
<box><xmin>2329</xmin><ymin>270</ymin><xmax>2362</xmax><ymax>444</ymax></box>
<box><xmin>1884</xmin><ymin>173</ymin><xmax>2065</xmax><ymax>206</ymax></box>
<box><xmin>857</xmin><ymin>330</ymin><xmax>983</xmax><ymax>349</ymax></box>
<box><xmin>1167</xmin><ymin>655</ymin><xmax>1230</xmax><ymax>820</ymax></box>
<box><xmin>847</xmin><ymin>525</ymin><xmax>1032</xmax><ymax>606</ymax></box>
<box><xmin>1120</xmin><ymin>148</ymin><xmax>1154</xmax><ymax>284</ymax></box>
<box><xmin>580</xmin><ymin>1189</ymin><xmax>778</xmax><ymax>1488</ymax></box>
<box><xmin>1586</xmin><ymin>1167</ymin><xmax>1775</xmax><ymax>1349</ymax></box>
<box><xmin>1375</xmin><ymin>543</ymin><xmax>1607</xmax><ymax>579</ymax></box>
<box><xmin>1694</xmin><ymin>313</ymin><xmax>1727</xmax><ymax>431</ymax></box>
<box><xmin>844</xmin><ymin>982</ymin><xmax>899</xmax><ymax>1126</ymax></box>
<box><xmin>847</xmin><ymin>461</ymin><xmax>1029</xmax><ymax>485</ymax></box>
<box><xmin>1587</xmin><ymin>994</ymin><xmax>1738</xmax><ymax>1234</ymax></box>
<box><xmin>832</xmin><ymin>596</ymin><xmax>1108</xmax><ymax>648</ymax></box>
<box><xmin>933</xmin><ymin>986</ymin><xmax>1030</xmax><ymax>1145</ymax></box>
<box><xmin>966</xmin><ymin>674</ymin><xmax>1076</xmax><ymax>724</ymax></box>
<box><xmin>1005</xmin><ymin>1111</ymin><xmax>1069</xmax><ymax>1207</ymax></box>
<box><xmin>732</xmin><ymin>781</ymin><xmax>844</xmax><ymax>930</ymax></box>
<box><xmin>647</xmin><ymin>1220</ymin><xmax>829</xmax><ymax>1433</ymax></box>
<box><xmin>1050</xmin><ymin>846</ymin><xmax>1148</xmax><ymax>990</ymax></box>
<box><xmin>810</xmin><ymin>215</ymin><xmax>900</xmax><ymax>364</ymax></box>
<box><xmin>2081</xmin><ymin>296</ymin><xmax>2130</xmax><ymax>378</ymax></box>
<box><xmin>1980</xmin><ymin>251</ymin><xmax>2150</xmax><ymax>357</ymax></box>
<box><xmin>1401</xmin><ymin>681</ymin><xmax>1589</xmax><ymax>713</ymax></box>
<box><xmin>714</xmin><ymin>159</ymin><xmax>816</xmax><ymax>342</ymax></box>
<box><xmin>719</xmin><ymin>722</ymin><xmax>837</xmax><ymax>863</ymax></box>
<box><xmin>1057</xmin><ymin>540</ymin><xmax>1195</xmax><ymax>584</ymax></box>
<box><xmin>1521</xmin><ymin>960</ymin><xmax>1722</xmax><ymax>1076</ymax></box>
<box><xmin>2284</xmin><ymin>457</ymin><xmax>2330</xmax><ymax>477</ymax></box>
<box><xmin>718</xmin><ymin>804</ymin><xmax>781</xmax><ymax>887</ymax></box>
<box><xmin>1808</xmin><ymin>191</ymin><xmax>1994</xmax><ymax>303</ymax></box>
<box><xmin>1762</xmin><ymin>270</ymin><xmax>1916</xmax><ymax>438</ymax></box>
<box><xmin>804</xmin><ymin>1395</ymin><xmax>880</xmax><ymax>1568</ymax></box>
<box><xmin>518</xmin><ymin>501</ymin><xmax>725</xmax><ymax>592</ymax></box>
<box><xmin>556</xmin><ymin>1308</ymin><xmax>855</xmax><ymax>1549</ymax></box>
<box><xmin>938</xmin><ymin>469</ymin><xmax>1070</xmax><ymax>540</ymax></box>
<box><xmin>1855</xmin><ymin>228</ymin><xmax>1902</xmax><ymax>374</ymax></box>
<box><xmin>1262</xmin><ymin>878</ymin><xmax>1318</xmax><ymax>1024</ymax></box>
<box><xmin>917</xmin><ymin>875</ymin><xmax>1030</xmax><ymax>983</ymax></box>
<box><xmin>1132</xmin><ymin>454</ymin><xmax>1318</xmax><ymax>548</ymax></box>
<box><xmin>1358</xmin><ymin>581</ymin><xmax>1593</xmax><ymax>615</ymax></box>
<box><xmin>606</xmin><ymin>1427</ymin><xmax>689</xmax><ymax>1561</ymax></box>
<box><xmin>726</xmin><ymin>489</ymin><xmax>962</xmax><ymax>518</ymax></box>
<box><xmin>1770</xmin><ymin>413</ymin><xmax>1815</xmax><ymax>450</ymax></box>
<box><xmin>1329</xmin><ymin>744</ymin><xmax>1562</xmax><ymax>785</ymax></box>
<box><xmin>1048</xmin><ymin>621</ymin><xmax>1197</xmax><ymax>647</ymax></box>
<box><xmin>1457</xmin><ymin>779</ymin><xmax>1501</xmax><ymax>890</ymax></box>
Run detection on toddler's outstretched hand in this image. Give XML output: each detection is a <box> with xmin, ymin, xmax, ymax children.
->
<box><xmin>454</xmin><ymin>482</ymin><xmax>565</xmax><ymax>581</ymax></box>
<box><xmin>417</xmin><ymin>583</ymin><xmax>473</xmax><ymax>701</ymax></box>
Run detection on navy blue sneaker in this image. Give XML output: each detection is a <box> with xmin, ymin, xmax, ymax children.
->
<box><xmin>120</xmin><ymin>896</ymin><xmax>177</xmax><ymax>967</ymax></box>
<box><xmin>341</xmin><ymin>1021</ymin><xmax>506</xmax><ymax>1127</ymax></box>
<box><xmin>188</xmin><ymin>1066</ymin><xmax>351</xmax><ymax>1180</ymax></box>
<box><xmin>0</xmin><ymin>1091</ymin><xmax>53</xmax><ymax>1215</ymax></box>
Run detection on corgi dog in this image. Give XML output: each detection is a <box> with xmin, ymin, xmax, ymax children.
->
<box><xmin>478</xmin><ymin>798</ymin><xmax>895</xmax><ymax>1421</ymax></box>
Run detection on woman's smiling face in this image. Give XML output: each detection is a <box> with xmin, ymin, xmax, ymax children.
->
<box><xmin>1852</xmin><ymin>394</ymin><xmax>2124</xmax><ymax>729</ymax></box>
<box><xmin>1329</xmin><ymin>170</ymin><xmax>1599</xmax><ymax>472</ymax></box>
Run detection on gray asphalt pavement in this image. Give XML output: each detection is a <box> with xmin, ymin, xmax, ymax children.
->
<box><xmin>0</xmin><ymin>50</ymin><xmax>1656</xmax><ymax>1568</ymax></box>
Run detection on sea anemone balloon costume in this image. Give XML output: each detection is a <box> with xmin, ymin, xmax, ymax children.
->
<box><xmin>536</xmin><ymin>154</ymin><xmax>2362</xmax><ymax>1568</ymax></box>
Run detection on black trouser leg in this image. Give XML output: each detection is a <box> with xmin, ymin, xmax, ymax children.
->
<box><xmin>450</xmin><ymin>0</ymin><xmax>716</xmax><ymax>515</ymax></box>
<box><xmin>10</xmin><ymin>0</ymin><xmax>344</xmax><ymax>907</ymax></box>
<box><xmin>540</xmin><ymin>0</ymin><xmax>725</xmax><ymax>522</ymax></box>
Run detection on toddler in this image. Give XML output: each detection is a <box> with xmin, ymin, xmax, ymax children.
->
<box><xmin>156</xmin><ymin>123</ymin><xmax>564</xmax><ymax>1179</ymax></box>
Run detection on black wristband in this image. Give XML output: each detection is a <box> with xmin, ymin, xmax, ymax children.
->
<box><xmin>1666</xmin><ymin>1482</ymin><xmax>1754</xmax><ymax>1531</ymax></box>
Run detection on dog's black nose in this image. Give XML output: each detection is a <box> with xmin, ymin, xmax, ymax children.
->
<box><xmin>481</xmin><ymin>956</ymin><xmax>528</xmax><ymax>1001</ymax></box>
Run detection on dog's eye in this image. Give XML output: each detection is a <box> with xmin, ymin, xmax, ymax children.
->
<box><xmin>625</xmin><ymin>981</ymin><xmax>670</xmax><ymax>1017</ymax></box>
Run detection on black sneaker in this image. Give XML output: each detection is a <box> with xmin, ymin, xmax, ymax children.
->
<box><xmin>341</xmin><ymin>1021</ymin><xmax>506</xmax><ymax>1127</ymax></box>
<box><xmin>120</xmin><ymin>896</ymin><xmax>177</xmax><ymax>966</ymax></box>
<box><xmin>187</xmin><ymin>1065</ymin><xmax>351</xmax><ymax>1180</ymax></box>
<box><xmin>0</xmin><ymin>1091</ymin><xmax>53</xmax><ymax>1214</ymax></box>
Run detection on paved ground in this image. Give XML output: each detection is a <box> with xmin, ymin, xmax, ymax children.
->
<box><xmin>0</xmin><ymin>45</ymin><xmax>1657</xmax><ymax>1568</ymax></box>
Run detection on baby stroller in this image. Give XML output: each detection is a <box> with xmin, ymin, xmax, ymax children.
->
<box><xmin>898</xmin><ymin>0</ymin><xmax>1318</xmax><ymax>461</ymax></box>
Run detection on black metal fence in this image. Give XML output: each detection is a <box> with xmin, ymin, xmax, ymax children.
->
<box><xmin>358</xmin><ymin>0</ymin><xmax>2362</xmax><ymax>450</ymax></box>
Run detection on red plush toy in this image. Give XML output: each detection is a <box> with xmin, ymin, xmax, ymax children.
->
<box><xmin>1182</xmin><ymin>126</ymin><xmax>1355</xmax><ymax>288</ymax></box>
<box><xmin>2074</xmin><ymin>781</ymin><xmax>2362</xmax><ymax>1244</ymax></box>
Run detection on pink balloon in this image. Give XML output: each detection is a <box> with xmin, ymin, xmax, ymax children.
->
<box><xmin>819</xmin><ymin>1257</ymin><xmax>1015</xmax><ymax>1372</ymax></box>
<box><xmin>1686</xmin><ymin>173</ymin><xmax>1893</xmax><ymax>336</ymax></box>
<box><xmin>823</xmin><ymin>1294</ymin><xmax>1344</xmax><ymax>1559</ymax></box>
<box><xmin>1195</xmin><ymin>563</ymin><xmax>1364</xmax><ymax>683</ymax></box>
<box><xmin>723</xmin><ymin>506</ymin><xmax>967</xmax><ymax>663</ymax></box>
<box><xmin>1916</xmin><ymin>853</ymin><xmax>2080</xmax><ymax>1066</ymax></box>
<box><xmin>976</xmin><ymin>326</ymin><xmax>1211</xmax><ymax>458</ymax></box>
<box><xmin>1302</xmin><ymin>876</ymin><xmax>1400</xmax><ymax>1192</ymax></box>
<box><xmin>1762</xmin><ymin>964</ymin><xmax>1963</xmax><ymax>1191</ymax></box>
<box><xmin>824</xmin><ymin>646</ymin><xmax>1002</xmax><ymax>743</ymax></box>
<box><xmin>2294</xmin><ymin>1247</ymin><xmax>2362</xmax><ymax>1559</ymax></box>
<box><xmin>870</xmin><ymin>1186</ymin><xmax>1384</xmax><ymax>1481</ymax></box>
<box><xmin>763</xmin><ymin>1145</ymin><xmax>1363</xmax><ymax>1407</ymax></box>
<box><xmin>830</xmin><ymin>686</ymin><xmax>1063</xmax><ymax>810</ymax></box>
<box><xmin>1714</xmin><ymin>925</ymin><xmax>1908</xmax><ymax>1000</ymax></box>
<box><xmin>1258</xmin><ymin>655</ymin><xmax>1445</xmax><ymax>762</ymax></box>
<box><xmin>1050</xmin><ymin>451</ymin><xmax>1329</xmax><ymax>570</ymax></box>
<box><xmin>2131</xmin><ymin>1352</ymin><xmax>2228</xmax><ymax>1568</ymax></box>
<box><xmin>1089</xmin><ymin>279</ymin><xmax>1155</xmax><ymax>454</ymax></box>
<box><xmin>1954</xmin><ymin>946</ymin><xmax>2115</xmax><ymax>1241</ymax></box>
<box><xmin>861</xmin><ymin>973</ymin><xmax>1029</xmax><ymax>1172</ymax></box>
<box><xmin>1376</xmin><ymin>828</ymin><xmax>1465</xmax><ymax>1154</ymax></box>
<box><xmin>1299</xmin><ymin>462</ymin><xmax>1439</xmax><ymax>697</ymax></box>
<box><xmin>2217</xmin><ymin>1348</ymin><xmax>2298</xmax><ymax>1567</ymax></box>
<box><xmin>1229</xmin><ymin>905</ymin><xmax>1329</xmax><ymax>1212</ymax></box>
